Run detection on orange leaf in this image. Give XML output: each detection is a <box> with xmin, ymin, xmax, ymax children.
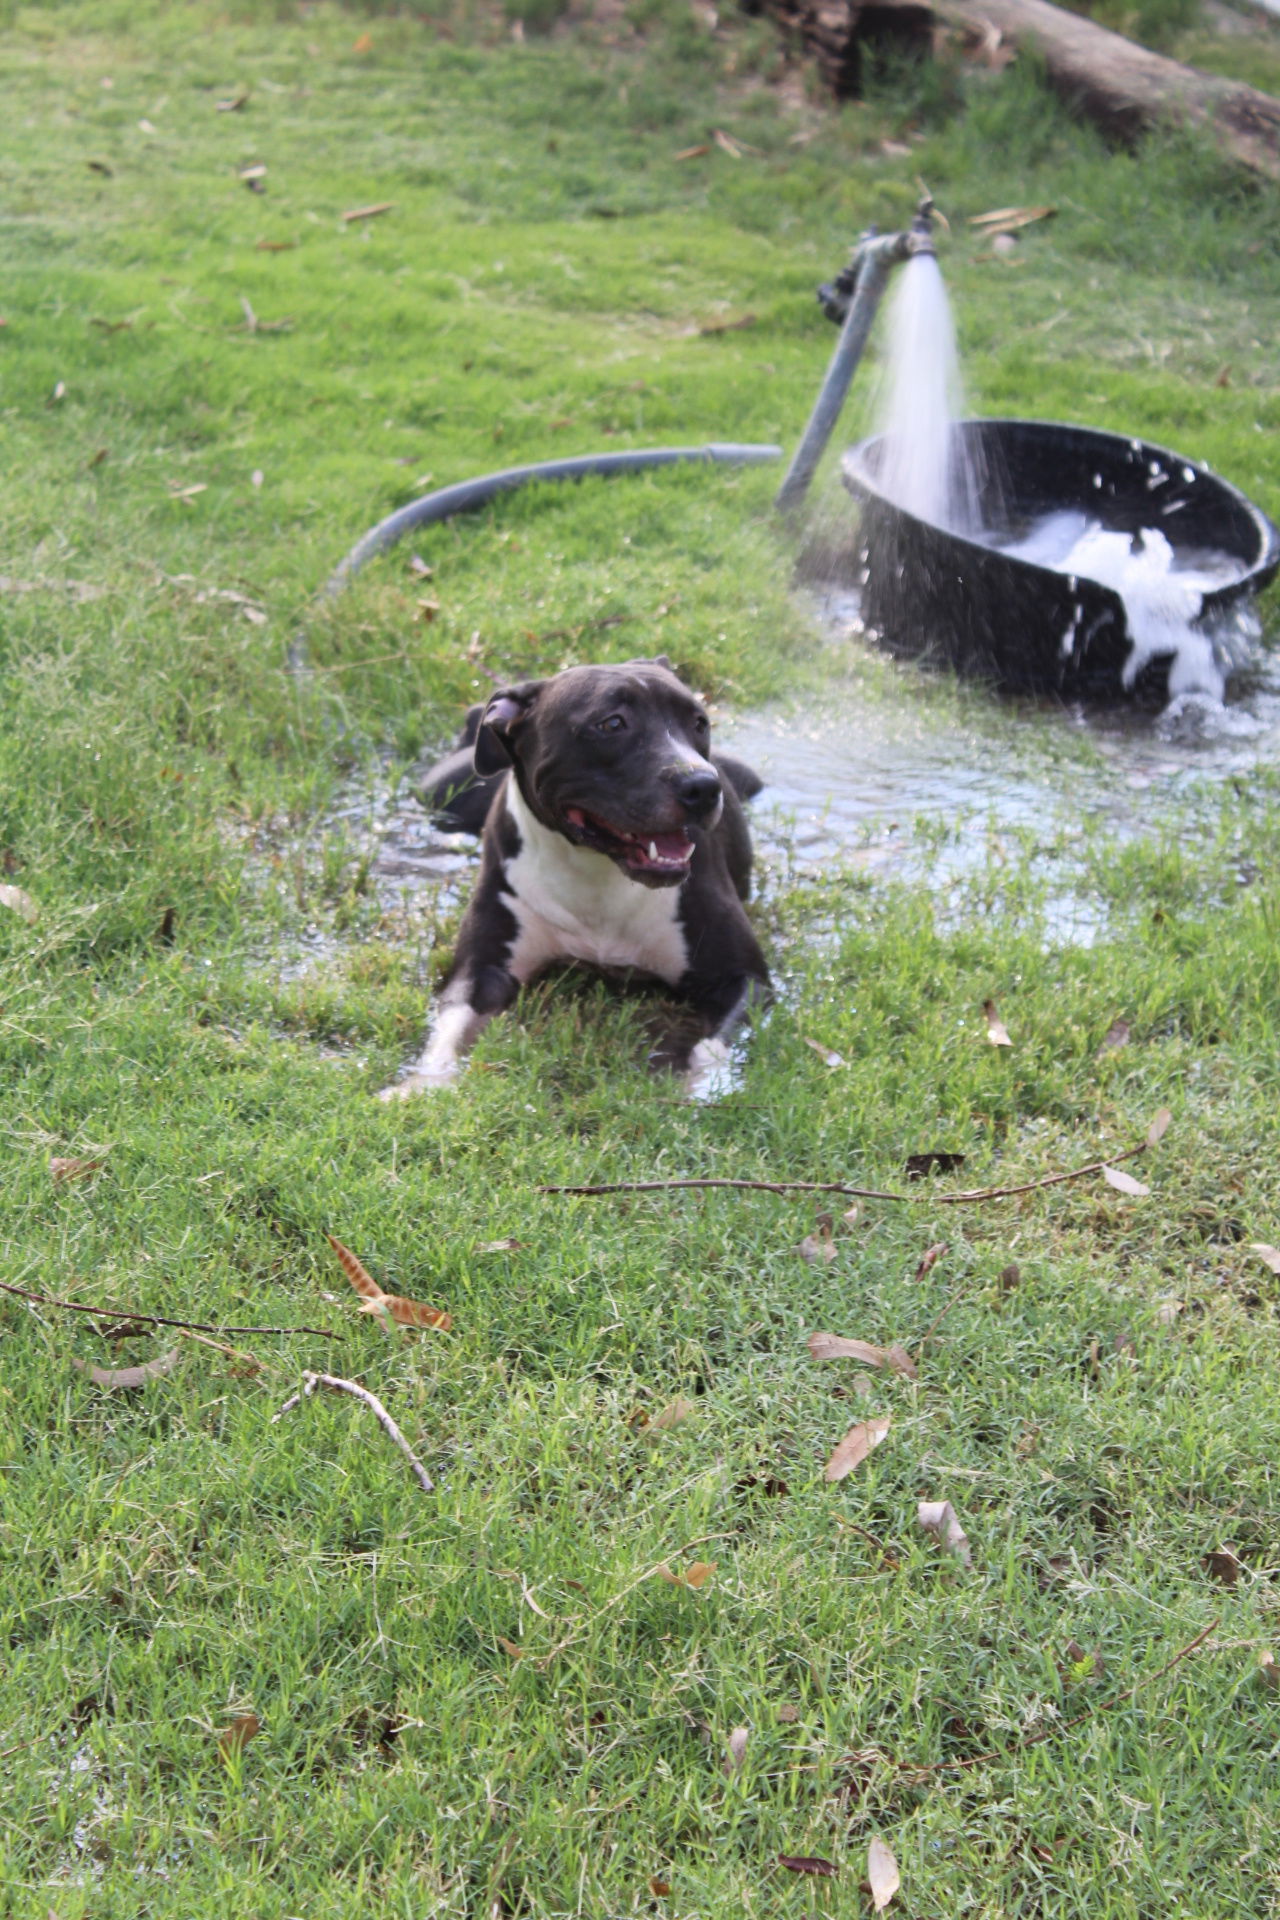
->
<box><xmin>369</xmin><ymin>1292</ymin><xmax>452</xmax><ymax>1332</ymax></box>
<box><xmin>218</xmin><ymin>1712</ymin><xmax>261</xmax><ymax>1755</ymax></box>
<box><xmin>497</xmin><ymin>1636</ymin><xmax>525</xmax><ymax>1660</ymax></box>
<box><xmin>328</xmin><ymin>1234</ymin><xmax>383</xmax><ymax>1302</ymax></box>
<box><xmin>808</xmin><ymin>1331</ymin><xmax>886</xmax><ymax>1366</ymax></box>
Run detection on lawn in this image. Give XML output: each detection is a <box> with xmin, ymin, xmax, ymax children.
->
<box><xmin>2</xmin><ymin>1</ymin><xmax>1280</xmax><ymax>1914</ymax></box>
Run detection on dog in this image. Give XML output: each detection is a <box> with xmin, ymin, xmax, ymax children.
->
<box><xmin>379</xmin><ymin>657</ymin><xmax>770</xmax><ymax>1098</ymax></box>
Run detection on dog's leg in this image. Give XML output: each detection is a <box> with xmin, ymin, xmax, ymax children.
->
<box><xmin>377</xmin><ymin>962</ymin><xmax>519</xmax><ymax>1099</ymax></box>
<box><xmin>680</xmin><ymin>972</ymin><xmax>770</xmax><ymax>1099</ymax></box>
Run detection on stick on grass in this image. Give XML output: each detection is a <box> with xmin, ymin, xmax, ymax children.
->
<box><xmin>273</xmin><ymin>1370</ymin><xmax>435</xmax><ymax>1493</ymax></box>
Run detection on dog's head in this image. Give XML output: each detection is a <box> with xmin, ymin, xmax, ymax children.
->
<box><xmin>473</xmin><ymin>657</ymin><xmax>723</xmax><ymax>888</ymax></box>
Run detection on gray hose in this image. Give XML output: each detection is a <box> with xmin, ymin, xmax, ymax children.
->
<box><xmin>324</xmin><ymin>442</ymin><xmax>782</xmax><ymax>596</ymax></box>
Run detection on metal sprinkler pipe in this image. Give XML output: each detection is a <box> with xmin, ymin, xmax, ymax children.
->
<box><xmin>774</xmin><ymin>197</ymin><xmax>935</xmax><ymax>515</ymax></box>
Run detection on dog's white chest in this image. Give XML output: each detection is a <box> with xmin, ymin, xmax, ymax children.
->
<box><xmin>501</xmin><ymin>785</ymin><xmax>689</xmax><ymax>985</ymax></box>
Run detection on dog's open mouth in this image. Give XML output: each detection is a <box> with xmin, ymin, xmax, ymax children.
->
<box><xmin>564</xmin><ymin>807</ymin><xmax>695</xmax><ymax>876</ymax></box>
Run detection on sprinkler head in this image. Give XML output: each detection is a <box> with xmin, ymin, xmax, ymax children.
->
<box><xmin>907</xmin><ymin>195</ymin><xmax>936</xmax><ymax>257</ymax></box>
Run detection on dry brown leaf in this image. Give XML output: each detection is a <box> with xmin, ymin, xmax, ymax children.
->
<box><xmin>0</xmin><ymin>883</ymin><xmax>38</xmax><ymax>923</ymax></box>
<box><xmin>803</xmin><ymin>1036</ymin><xmax>845</xmax><ymax>1068</ymax></box>
<box><xmin>884</xmin><ymin>1343</ymin><xmax>918</xmax><ymax>1380</ymax></box>
<box><xmin>1249</xmin><ymin>1242</ymin><xmax>1280</xmax><ymax>1275</ymax></box>
<box><xmin>352</xmin><ymin>31</ymin><xmax>373</xmax><ymax>50</ymax></box>
<box><xmin>72</xmin><ymin>1347</ymin><xmax>179</xmax><ymax>1390</ymax></box>
<box><xmin>913</xmin><ymin>1241</ymin><xmax>948</xmax><ymax>1283</ymax></box>
<box><xmin>799</xmin><ymin>1213</ymin><xmax>838</xmax><ymax>1266</ymax></box>
<box><xmin>50</xmin><ymin>1154</ymin><xmax>107</xmax><ymax>1182</ymax></box>
<box><xmin>476</xmin><ymin>1238</ymin><xmax>525</xmax><ymax>1253</ymax></box>
<box><xmin>217</xmin><ymin>1712</ymin><xmax>261</xmax><ymax>1755</ymax></box>
<box><xmin>648</xmin><ymin>1395</ymin><xmax>695</xmax><ymax>1433</ymax></box>
<box><xmin>777</xmin><ymin>1702</ymin><xmax>800</xmax><ymax>1724</ymax></box>
<box><xmin>696</xmin><ymin>313</ymin><xmax>757</xmax><ymax>336</ymax></box>
<box><xmin>778</xmin><ymin>1854</ymin><xmax>836</xmax><ymax>1877</ymax></box>
<box><xmin>868</xmin><ymin>1835</ymin><xmax>900</xmax><ymax>1911</ymax></box>
<box><xmin>216</xmin><ymin>92</ymin><xmax>249</xmax><ymax>111</ymax></box>
<box><xmin>808</xmin><ymin>1331</ymin><xmax>886</xmax><ymax>1366</ymax></box>
<box><xmin>724</xmin><ymin>1725</ymin><xmax>750</xmax><ymax>1776</ymax></box>
<box><xmin>342</xmin><ymin>201</ymin><xmax>395</xmax><ymax>222</ymax></box>
<box><xmin>363</xmin><ymin>1291</ymin><xmax>452</xmax><ymax>1331</ymax></box>
<box><xmin>713</xmin><ymin>127</ymin><xmax>743</xmax><ymax>158</ymax></box>
<box><xmin>1146</xmin><ymin>1107</ymin><xmax>1172</xmax><ymax>1146</ymax></box>
<box><xmin>824</xmin><ymin>1415</ymin><xmax>891</xmax><ymax>1482</ymax></box>
<box><xmin>328</xmin><ymin>1233</ymin><xmax>383</xmax><ymax>1302</ymax></box>
<box><xmin>1257</xmin><ymin>1651</ymin><xmax>1279</xmax><ymax>1692</ymax></box>
<box><xmin>917</xmin><ymin>1498</ymin><xmax>972</xmax><ymax>1566</ymax></box>
<box><xmin>969</xmin><ymin>203</ymin><xmax>1056</xmax><ymax>230</ymax></box>
<box><xmin>1202</xmin><ymin>1547</ymin><xmax>1242</xmax><ymax>1586</ymax></box>
<box><xmin>497</xmin><ymin>1636</ymin><xmax>525</xmax><ymax>1659</ymax></box>
<box><xmin>842</xmin><ymin>1201</ymin><xmax>860</xmax><ymax>1227</ymax></box>
<box><xmin>1156</xmin><ymin>1299</ymin><xmax>1184</xmax><ymax>1325</ymax></box>
<box><xmin>674</xmin><ymin>143</ymin><xmax>710</xmax><ymax>159</ymax></box>
<box><xmin>656</xmin><ymin>1560</ymin><xmax>716</xmax><ymax>1589</ymax></box>
<box><xmin>649</xmin><ymin>1877</ymin><xmax>672</xmax><ymax>1897</ymax></box>
<box><xmin>1103</xmin><ymin>1164</ymin><xmax>1149</xmax><ymax>1197</ymax></box>
<box><xmin>1098</xmin><ymin>1017</ymin><xmax>1130</xmax><ymax>1054</ymax></box>
<box><xmin>983</xmin><ymin>999</ymin><xmax>1012</xmax><ymax>1046</ymax></box>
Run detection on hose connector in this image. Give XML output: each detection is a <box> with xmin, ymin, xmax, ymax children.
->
<box><xmin>906</xmin><ymin>193</ymin><xmax>936</xmax><ymax>257</ymax></box>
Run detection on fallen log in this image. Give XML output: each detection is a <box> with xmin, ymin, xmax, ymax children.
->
<box><xmin>750</xmin><ymin>0</ymin><xmax>1280</xmax><ymax>179</ymax></box>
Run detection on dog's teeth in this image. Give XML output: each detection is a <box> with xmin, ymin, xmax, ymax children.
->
<box><xmin>649</xmin><ymin>841</ymin><xmax>658</xmax><ymax>861</ymax></box>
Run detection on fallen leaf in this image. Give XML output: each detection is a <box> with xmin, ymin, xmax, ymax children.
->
<box><xmin>408</xmin><ymin>554</ymin><xmax>433</xmax><ymax>577</ymax></box>
<box><xmin>1000</xmin><ymin>1262</ymin><xmax>1022</xmax><ymax>1290</ymax></box>
<box><xmin>713</xmin><ymin>127</ymin><xmax>743</xmax><ymax>157</ymax></box>
<box><xmin>217</xmin><ymin>1712</ymin><xmax>261</xmax><ymax>1755</ymax></box>
<box><xmin>1249</xmin><ymin>1242</ymin><xmax>1280</xmax><ymax>1275</ymax></box>
<box><xmin>1103</xmin><ymin>1165</ymin><xmax>1149</xmax><ymax>1197</ymax></box>
<box><xmin>799</xmin><ymin>1213</ymin><xmax>838</xmax><ymax>1266</ymax></box>
<box><xmin>254</xmin><ymin>239</ymin><xmax>296</xmax><ymax>251</ymax></box>
<box><xmin>904</xmin><ymin>1151</ymin><xmax>965</xmax><ymax>1179</ymax></box>
<box><xmin>778</xmin><ymin>1855</ymin><xmax>837</xmax><ymax>1877</ymax></box>
<box><xmin>1213</xmin><ymin>365</ymin><xmax>1232</xmax><ymax>389</ymax></box>
<box><xmin>342</xmin><ymin>201</ymin><xmax>396</xmax><ymax>222</ymax></box>
<box><xmin>803</xmin><ymin>1037</ymin><xmax>845</xmax><ymax>1068</ymax></box>
<box><xmin>352</xmin><ymin>30</ymin><xmax>373</xmax><ymax>49</ymax></box>
<box><xmin>138</xmin><ymin>117</ymin><xmax>157</xmax><ymax>133</ymax></box>
<box><xmin>328</xmin><ymin>1233</ymin><xmax>452</xmax><ymax>1330</ymax></box>
<box><xmin>777</xmin><ymin>1703</ymin><xmax>800</xmax><ymax>1723</ymax></box>
<box><xmin>1145</xmin><ymin>1107</ymin><xmax>1172</xmax><ymax>1146</ymax></box>
<box><xmin>842</xmin><ymin>1201</ymin><xmax>860</xmax><ymax>1227</ymax></box>
<box><xmin>884</xmin><ymin>1343</ymin><xmax>918</xmax><ymax>1379</ymax></box>
<box><xmin>824</xmin><ymin>1415</ymin><xmax>891</xmax><ymax>1482</ymax></box>
<box><xmin>1257</xmin><ymin>1650</ymin><xmax>1279</xmax><ymax>1692</ymax></box>
<box><xmin>72</xmin><ymin>1348</ymin><xmax>179</xmax><ymax>1389</ymax></box>
<box><xmin>696</xmin><ymin>312</ymin><xmax>757</xmax><ymax>336</ymax></box>
<box><xmin>880</xmin><ymin>138</ymin><xmax>912</xmax><ymax>158</ymax></box>
<box><xmin>656</xmin><ymin>1560</ymin><xmax>716</xmax><ymax>1589</ymax></box>
<box><xmin>1098</xmin><ymin>1017</ymin><xmax>1130</xmax><ymax>1054</ymax></box>
<box><xmin>983</xmin><ymin>999</ymin><xmax>1012</xmax><ymax>1046</ymax></box>
<box><xmin>497</xmin><ymin>1636</ymin><xmax>525</xmax><ymax>1659</ymax></box>
<box><xmin>251</xmin><ymin>468</ymin><xmax>264</xmax><ymax>488</ymax></box>
<box><xmin>649</xmin><ymin>1877</ymin><xmax>672</xmax><ymax>1897</ymax></box>
<box><xmin>808</xmin><ymin>1331</ymin><xmax>886</xmax><ymax>1365</ymax></box>
<box><xmin>675</xmin><ymin>143</ymin><xmax>710</xmax><ymax>159</ymax></box>
<box><xmin>361</xmin><ymin>1290</ymin><xmax>452</xmax><ymax>1332</ymax></box>
<box><xmin>48</xmin><ymin>380</ymin><xmax>66</xmax><ymax>405</ymax></box>
<box><xmin>216</xmin><ymin>92</ymin><xmax>249</xmax><ymax>112</ymax></box>
<box><xmin>476</xmin><ymin>1237</ymin><xmax>525</xmax><ymax>1253</ymax></box>
<box><xmin>917</xmin><ymin>1498</ymin><xmax>972</xmax><ymax>1566</ymax></box>
<box><xmin>1202</xmin><ymin>1547</ymin><xmax>1242</xmax><ymax>1586</ymax></box>
<box><xmin>417</xmin><ymin>598</ymin><xmax>440</xmax><ymax>623</ymax></box>
<box><xmin>724</xmin><ymin>1725</ymin><xmax>749</xmax><ymax>1775</ymax></box>
<box><xmin>87</xmin><ymin>158</ymin><xmax>114</xmax><ymax>175</ymax></box>
<box><xmin>990</xmin><ymin>232</ymin><xmax>1018</xmax><ymax>257</ymax></box>
<box><xmin>648</xmin><ymin>1395</ymin><xmax>695</xmax><ymax>1433</ymax></box>
<box><xmin>868</xmin><ymin>1835</ymin><xmax>900</xmax><ymax>1910</ymax></box>
<box><xmin>1156</xmin><ymin>1299</ymin><xmax>1184</xmax><ymax>1325</ymax></box>
<box><xmin>913</xmin><ymin>1242</ymin><xmax>948</xmax><ymax>1283</ymax></box>
<box><xmin>969</xmin><ymin>203</ymin><xmax>1056</xmax><ymax>231</ymax></box>
<box><xmin>50</xmin><ymin>1155</ymin><xmax>107</xmax><ymax>1182</ymax></box>
<box><xmin>0</xmin><ymin>883</ymin><xmax>38</xmax><ymax>923</ymax></box>
<box><xmin>89</xmin><ymin>447</ymin><xmax>109</xmax><ymax>467</ymax></box>
<box><xmin>239</xmin><ymin>162</ymin><xmax>267</xmax><ymax>181</ymax></box>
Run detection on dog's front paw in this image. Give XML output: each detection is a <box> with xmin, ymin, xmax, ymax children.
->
<box><xmin>683</xmin><ymin>1036</ymin><xmax>735</xmax><ymax>1102</ymax></box>
<box><xmin>376</xmin><ymin>1063</ymin><xmax>460</xmax><ymax>1101</ymax></box>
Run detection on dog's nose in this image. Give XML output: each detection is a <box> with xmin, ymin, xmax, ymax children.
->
<box><xmin>676</xmin><ymin>768</ymin><xmax>722</xmax><ymax>819</ymax></box>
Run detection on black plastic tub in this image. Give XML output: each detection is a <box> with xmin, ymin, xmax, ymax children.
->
<box><xmin>841</xmin><ymin>418</ymin><xmax>1280</xmax><ymax>700</ymax></box>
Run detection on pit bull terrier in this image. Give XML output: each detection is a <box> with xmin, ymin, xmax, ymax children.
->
<box><xmin>379</xmin><ymin>657</ymin><xmax>770</xmax><ymax>1097</ymax></box>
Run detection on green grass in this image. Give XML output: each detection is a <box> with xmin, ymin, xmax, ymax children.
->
<box><xmin>3</xmin><ymin>4</ymin><xmax>1280</xmax><ymax>1915</ymax></box>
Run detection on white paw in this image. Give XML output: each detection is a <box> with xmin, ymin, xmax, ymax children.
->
<box><xmin>375</xmin><ymin>1063</ymin><xmax>459</xmax><ymax>1101</ymax></box>
<box><xmin>684</xmin><ymin>1036</ymin><xmax>734</xmax><ymax>1102</ymax></box>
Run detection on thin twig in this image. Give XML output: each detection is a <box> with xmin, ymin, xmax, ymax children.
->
<box><xmin>0</xmin><ymin>1276</ymin><xmax>335</xmax><ymax>1340</ymax></box>
<box><xmin>539</xmin><ymin>1136</ymin><xmax>1152</xmax><ymax>1207</ymax></box>
<box><xmin>273</xmin><ymin>1370</ymin><xmax>434</xmax><ymax>1493</ymax></box>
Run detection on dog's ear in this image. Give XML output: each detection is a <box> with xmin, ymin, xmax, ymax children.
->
<box><xmin>473</xmin><ymin>681</ymin><xmax>542</xmax><ymax>776</ymax></box>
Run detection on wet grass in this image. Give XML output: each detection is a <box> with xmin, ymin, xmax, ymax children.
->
<box><xmin>3</xmin><ymin>2</ymin><xmax>1280</xmax><ymax>1915</ymax></box>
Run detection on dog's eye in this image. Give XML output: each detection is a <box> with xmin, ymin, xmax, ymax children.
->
<box><xmin>597</xmin><ymin>714</ymin><xmax>626</xmax><ymax>734</ymax></box>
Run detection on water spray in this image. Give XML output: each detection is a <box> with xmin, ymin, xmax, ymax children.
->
<box><xmin>773</xmin><ymin>196</ymin><xmax>937</xmax><ymax>515</ymax></box>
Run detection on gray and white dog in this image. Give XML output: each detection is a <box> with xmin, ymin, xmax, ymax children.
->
<box><xmin>379</xmin><ymin>657</ymin><xmax>769</xmax><ymax>1097</ymax></box>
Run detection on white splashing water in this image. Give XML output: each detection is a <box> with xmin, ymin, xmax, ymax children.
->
<box><xmin>875</xmin><ymin>253</ymin><xmax>980</xmax><ymax>533</ymax></box>
<box><xmin>993</xmin><ymin>510</ymin><xmax>1252</xmax><ymax>700</ymax></box>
